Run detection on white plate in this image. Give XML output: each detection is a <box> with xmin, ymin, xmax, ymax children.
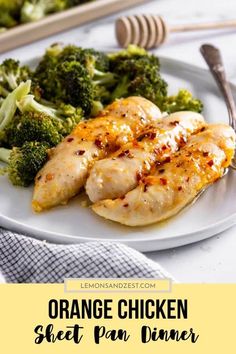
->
<box><xmin>1</xmin><ymin>57</ymin><xmax>236</xmax><ymax>251</ymax></box>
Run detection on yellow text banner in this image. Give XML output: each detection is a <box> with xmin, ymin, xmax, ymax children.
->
<box><xmin>0</xmin><ymin>282</ymin><xmax>235</xmax><ymax>353</ymax></box>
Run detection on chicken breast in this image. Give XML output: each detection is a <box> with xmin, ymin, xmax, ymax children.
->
<box><xmin>92</xmin><ymin>124</ymin><xmax>235</xmax><ymax>226</ymax></box>
<box><xmin>32</xmin><ymin>97</ymin><xmax>162</xmax><ymax>212</ymax></box>
<box><xmin>86</xmin><ymin>111</ymin><xmax>205</xmax><ymax>202</ymax></box>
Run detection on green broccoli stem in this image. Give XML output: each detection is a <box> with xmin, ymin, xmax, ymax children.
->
<box><xmin>110</xmin><ymin>76</ymin><xmax>129</xmax><ymax>101</ymax></box>
<box><xmin>90</xmin><ymin>100</ymin><xmax>104</xmax><ymax>117</ymax></box>
<box><xmin>0</xmin><ymin>147</ymin><xmax>11</xmax><ymax>164</ymax></box>
<box><xmin>93</xmin><ymin>70</ymin><xmax>116</xmax><ymax>86</ymax></box>
<box><xmin>0</xmin><ymin>85</ymin><xmax>10</xmax><ymax>97</ymax></box>
<box><xmin>17</xmin><ymin>94</ymin><xmax>63</xmax><ymax>121</ymax></box>
<box><xmin>0</xmin><ymin>80</ymin><xmax>31</xmax><ymax>131</ymax></box>
<box><xmin>7</xmin><ymin>74</ymin><xmax>18</xmax><ymax>90</ymax></box>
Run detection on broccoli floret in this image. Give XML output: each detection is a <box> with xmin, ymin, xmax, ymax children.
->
<box><xmin>56</xmin><ymin>60</ymin><xmax>109</xmax><ymax>116</ymax></box>
<box><xmin>34</xmin><ymin>44</ymin><xmax>115</xmax><ymax>116</ymax></box>
<box><xmin>21</xmin><ymin>0</ymin><xmax>67</xmax><ymax>23</ymax></box>
<box><xmin>109</xmin><ymin>47</ymin><xmax>167</xmax><ymax>105</ymax></box>
<box><xmin>57</xmin><ymin>61</ymin><xmax>93</xmax><ymax>115</ymax></box>
<box><xmin>0</xmin><ymin>0</ymin><xmax>24</xmax><ymax>28</ymax></box>
<box><xmin>57</xmin><ymin>45</ymin><xmax>110</xmax><ymax>73</ymax></box>
<box><xmin>79</xmin><ymin>48</ymin><xmax>110</xmax><ymax>74</ymax></box>
<box><xmin>0</xmin><ymin>12</ymin><xmax>17</xmax><ymax>28</ymax></box>
<box><xmin>0</xmin><ymin>141</ymin><xmax>49</xmax><ymax>187</ymax></box>
<box><xmin>108</xmin><ymin>46</ymin><xmax>203</xmax><ymax>112</ymax></box>
<box><xmin>5</xmin><ymin>111</ymin><xmax>62</xmax><ymax>147</ymax></box>
<box><xmin>0</xmin><ymin>59</ymin><xmax>31</xmax><ymax>94</ymax></box>
<box><xmin>33</xmin><ymin>44</ymin><xmax>63</xmax><ymax>100</ymax></box>
<box><xmin>16</xmin><ymin>93</ymin><xmax>83</xmax><ymax>136</ymax></box>
<box><xmin>160</xmin><ymin>89</ymin><xmax>203</xmax><ymax>114</ymax></box>
<box><xmin>108</xmin><ymin>44</ymin><xmax>149</xmax><ymax>63</ymax></box>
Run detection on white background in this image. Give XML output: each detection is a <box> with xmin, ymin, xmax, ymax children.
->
<box><xmin>1</xmin><ymin>0</ymin><xmax>236</xmax><ymax>282</ymax></box>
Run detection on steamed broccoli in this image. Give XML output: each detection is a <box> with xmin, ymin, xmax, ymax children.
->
<box><xmin>109</xmin><ymin>45</ymin><xmax>167</xmax><ymax>105</ymax></box>
<box><xmin>57</xmin><ymin>60</ymin><xmax>113</xmax><ymax>116</ymax></box>
<box><xmin>20</xmin><ymin>0</ymin><xmax>67</xmax><ymax>23</ymax></box>
<box><xmin>16</xmin><ymin>93</ymin><xmax>83</xmax><ymax>135</ymax></box>
<box><xmin>0</xmin><ymin>0</ymin><xmax>94</xmax><ymax>29</ymax></box>
<box><xmin>57</xmin><ymin>45</ymin><xmax>110</xmax><ymax>73</ymax></box>
<box><xmin>160</xmin><ymin>89</ymin><xmax>203</xmax><ymax>114</ymax></box>
<box><xmin>0</xmin><ymin>141</ymin><xmax>49</xmax><ymax>186</ymax></box>
<box><xmin>0</xmin><ymin>80</ymin><xmax>83</xmax><ymax>147</ymax></box>
<box><xmin>4</xmin><ymin>112</ymin><xmax>62</xmax><ymax>147</ymax></box>
<box><xmin>0</xmin><ymin>0</ymin><xmax>24</xmax><ymax>28</ymax></box>
<box><xmin>0</xmin><ymin>59</ymin><xmax>31</xmax><ymax>95</ymax></box>
<box><xmin>33</xmin><ymin>43</ymin><xmax>63</xmax><ymax>100</ymax></box>
<box><xmin>33</xmin><ymin>44</ymin><xmax>116</xmax><ymax>116</ymax></box>
<box><xmin>108</xmin><ymin>45</ymin><xmax>149</xmax><ymax>63</ymax></box>
<box><xmin>0</xmin><ymin>12</ymin><xmax>17</xmax><ymax>28</ymax></box>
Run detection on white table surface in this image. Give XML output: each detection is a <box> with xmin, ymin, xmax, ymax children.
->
<box><xmin>1</xmin><ymin>0</ymin><xmax>236</xmax><ymax>282</ymax></box>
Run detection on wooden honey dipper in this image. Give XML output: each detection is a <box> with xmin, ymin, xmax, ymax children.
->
<box><xmin>116</xmin><ymin>15</ymin><xmax>236</xmax><ymax>49</ymax></box>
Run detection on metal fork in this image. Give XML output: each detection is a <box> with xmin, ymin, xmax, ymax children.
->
<box><xmin>200</xmin><ymin>43</ymin><xmax>236</xmax><ymax>170</ymax></box>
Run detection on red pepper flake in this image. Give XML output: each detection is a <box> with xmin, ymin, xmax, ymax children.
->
<box><xmin>178</xmin><ymin>186</ymin><xmax>183</xmax><ymax>191</ymax></box>
<box><xmin>133</xmin><ymin>140</ymin><xmax>139</xmax><ymax>148</ymax></box>
<box><xmin>37</xmin><ymin>175</ymin><xmax>42</xmax><ymax>181</ymax></box>
<box><xmin>170</xmin><ymin>120</ymin><xmax>179</xmax><ymax>126</ymax></box>
<box><xmin>200</xmin><ymin>127</ymin><xmax>206</xmax><ymax>132</ymax></box>
<box><xmin>137</xmin><ymin>131</ymin><xmax>156</xmax><ymax>141</ymax></box>
<box><xmin>203</xmin><ymin>152</ymin><xmax>209</xmax><ymax>157</ymax></box>
<box><xmin>118</xmin><ymin>150</ymin><xmax>133</xmax><ymax>158</ymax></box>
<box><xmin>163</xmin><ymin>156</ymin><xmax>171</xmax><ymax>163</ymax></box>
<box><xmin>75</xmin><ymin>150</ymin><xmax>85</xmax><ymax>156</ymax></box>
<box><xmin>207</xmin><ymin>160</ymin><xmax>214</xmax><ymax>167</ymax></box>
<box><xmin>67</xmin><ymin>137</ymin><xmax>74</xmax><ymax>142</ymax></box>
<box><xmin>149</xmin><ymin>132</ymin><xmax>156</xmax><ymax>140</ymax></box>
<box><xmin>136</xmin><ymin>171</ymin><xmax>143</xmax><ymax>182</ymax></box>
<box><xmin>186</xmin><ymin>177</ymin><xmax>190</xmax><ymax>182</ymax></box>
<box><xmin>160</xmin><ymin>178</ymin><xmax>167</xmax><ymax>185</ymax></box>
<box><xmin>120</xmin><ymin>196</ymin><xmax>125</xmax><ymax>200</ymax></box>
<box><xmin>144</xmin><ymin>184</ymin><xmax>148</xmax><ymax>192</ymax></box>
<box><xmin>162</xmin><ymin>145</ymin><xmax>167</xmax><ymax>151</ymax></box>
<box><xmin>179</xmin><ymin>136</ymin><xmax>187</xmax><ymax>147</ymax></box>
<box><xmin>123</xmin><ymin>203</ymin><xmax>129</xmax><ymax>207</ymax></box>
<box><xmin>137</xmin><ymin>134</ymin><xmax>145</xmax><ymax>141</ymax></box>
<box><xmin>95</xmin><ymin>139</ymin><xmax>103</xmax><ymax>149</ymax></box>
<box><xmin>158</xmin><ymin>169</ymin><xmax>165</xmax><ymax>174</ymax></box>
<box><xmin>46</xmin><ymin>173</ymin><xmax>54</xmax><ymax>181</ymax></box>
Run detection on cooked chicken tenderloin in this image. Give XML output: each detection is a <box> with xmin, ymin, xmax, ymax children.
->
<box><xmin>32</xmin><ymin>97</ymin><xmax>162</xmax><ymax>212</ymax></box>
<box><xmin>86</xmin><ymin>111</ymin><xmax>205</xmax><ymax>202</ymax></box>
<box><xmin>92</xmin><ymin>124</ymin><xmax>235</xmax><ymax>226</ymax></box>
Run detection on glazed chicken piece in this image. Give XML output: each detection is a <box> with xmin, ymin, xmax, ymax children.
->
<box><xmin>32</xmin><ymin>97</ymin><xmax>162</xmax><ymax>212</ymax></box>
<box><xmin>92</xmin><ymin>124</ymin><xmax>235</xmax><ymax>226</ymax></box>
<box><xmin>86</xmin><ymin>111</ymin><xmax>205</xmax><ymax>202</ymax></box>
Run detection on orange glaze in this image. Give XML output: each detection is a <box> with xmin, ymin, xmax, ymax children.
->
<box><xmin>92</xmin><ymin>124</ymin><xmax>236</xmax><ymax>226</ymax></box>
<box><xmin>32</xmin><ymin>97</ymin><xmax>162</xmax><ymax>211</ymax></box>
<box><xmin>86</xmin><ymin>111</ymin><xmax>205</xmax><ymax>203</ymax></box>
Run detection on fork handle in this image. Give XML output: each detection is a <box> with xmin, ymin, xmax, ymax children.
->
<box><xmin>200</xmin><ymin>44</ymin><xmax>236</xmax><ymax>129</ymax></box>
